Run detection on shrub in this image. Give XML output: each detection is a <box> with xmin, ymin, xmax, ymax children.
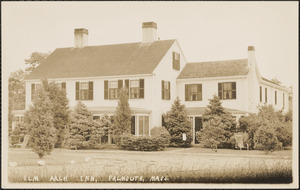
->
<box><xmin>253</xmin><ymin>121</ymin><xmax>282</xmax><ymax>154</ymax></box>
<box><xmin>119</xmin><ymin>134</ymin><xmax>167</xmax><ymax>151</ymax></box>
<box><xmin>150</xmin><ymin>126</ymin><xmax>170</xmax><ymax>147</ymax></box>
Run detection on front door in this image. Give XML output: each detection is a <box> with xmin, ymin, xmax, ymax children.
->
<box><xmin>195</xmin><ymin>117</ymin><xmax>202</xmax><ymax>144</ymax></box>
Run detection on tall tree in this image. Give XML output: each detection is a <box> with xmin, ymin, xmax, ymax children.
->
<box><xmin>112</xmin><ymin>88</ymin><xmax>132</xmax><ymax>135</ymax></box>
<box><xmin>65</xmin><ymin>101</ymin><xmax>94</xmax><ymax>149</ymax></box>
<box><xmin>201</xmin><ymin>95</ymin><xmax>236</xmax><ymax>148</ymax></box>
<box><xmin>42</xmin><ymin>80</ymin><xmax>70</xmax><ymax>148</ymax></box>
<box><xmin>163</xmin><ymin>97</ymin><xmax>192</xmax><ymax>147</ymax></box>
<box><xmin>24</xmin><ymin>83</ymin><xmax>56</xmax><ymax>158</ymax></box>
<box><xmin>25</xmin><ymin>52</ymin><xmax>50</xmax><ymax>73</ymax></box>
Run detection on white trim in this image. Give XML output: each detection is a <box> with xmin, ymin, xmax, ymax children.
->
<box><xmin>24</xmin><ymin>73</ymin><xmax>153</xmax><ymax>82</ymax></box>
<box><xmin>177</xmin><ymin>75</ymin><xmax>247</xmax><ymax>82</ymax></box>
<box><xmin>260</xmin><ymin>80</ymin><xmax>290</xmax><ymax>92</ymax></box>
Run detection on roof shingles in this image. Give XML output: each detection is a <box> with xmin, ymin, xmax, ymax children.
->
<box><xmin>177</xmin><ymin>59</ymin><xmax>249</xmax><ymax>79</ymax></box>
<box><xmin>25</xmin><ymin>40</ymin><xmax>175</xmax><ymax>80</ymax></box>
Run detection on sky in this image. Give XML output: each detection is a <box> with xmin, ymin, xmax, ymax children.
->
<box><xmin>2</xmin><ymin>1</ymin><xmax>298</xmax><ymax>87</ymax></box>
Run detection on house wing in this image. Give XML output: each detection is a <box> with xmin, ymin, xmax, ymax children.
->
<box><xmin>25</xmin><ymin>40</ymin><xmax>175</xmax><ymax>80</ymax></box>
<box><xmin>177</xmin><ymin>59</ymin><xmax>249</xmax><ymax>79</ymax></box>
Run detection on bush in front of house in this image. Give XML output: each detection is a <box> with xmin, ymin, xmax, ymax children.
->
<box><xmin>238</xmin><ymin>105</ymin><xmax>292</xmax><ymax>152</ymax></box>
<box><xmin>118</xmin><ymin>134</ymin><xmax>168</xmax><ymax>151</ymax></box>
<box><xmin>150</xmin><ymin>126</ymin><xmax>171</xmax><ymax>147</ymax></box>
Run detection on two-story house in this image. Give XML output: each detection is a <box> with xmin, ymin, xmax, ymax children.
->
<box><xmin>13</xmin><ymin>21</ymin><xmax>290</xmax><ymax>144</ymax></box>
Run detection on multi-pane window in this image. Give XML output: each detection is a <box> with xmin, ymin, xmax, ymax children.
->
<box><xmin>130</xmin><ymin>80</ymin><xmax>140</xmax><ymax>99</ymax></box>
<box><xmin>109</xmin><ymin>81</ymin><xmax>118</xmax><ymax>99</ymax></box>
<box><xmin>31</xmin><ymin>83</ymin><xmax>41</xmax><ymax>101</ymax></box>
<box><xmin>172</xmin><ymin>52</ymin><xmax>180</xmax><ymax>70</ymax></box>
<box><xmin>265</xmin><ymin>88</ymin><xmax>267</xmax><ymax>103</ymax></box>
<box><xmin>76</xmin><ymin>81</ymin><xmax>93</xmax><ymax>100</ymax></box>
<box><xmin>260</xmin><ymin>86</ymin><xmax>262</xmax><ymax>102</ymax></box>
<box><xmin>161</xmin><ymin>80</ymin><xmax>170</xmax><ymax>100</ymax></box>
<box><xmin>55</xmin><ymin>82</ymin><xmax>66</xmax><ymax>91</ymax></box>
<box><xmin>138</xmin><ymin>116</ymin><xmax>149</xmax><ymax>136</ymax></box>
<box><xmin>104</xmin><ymin>79</ymin><xmax>144</xmax><ymax>100</ymax></box>
<box><xmin>275</xmin><ymin>91</ymin><xmax>277</xmax><ymax>105</ymax></box>
<box><xmin>185</xmin><ymin>84</ymin><xmax>202</xmax><ymax>101</ymax></box>
<box><xmin>218</xmin><ymin>82</ymin><xmax>236</xmax><ymax>100</ymax></box>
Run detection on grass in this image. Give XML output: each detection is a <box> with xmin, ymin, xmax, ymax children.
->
<box><xmin>7</xmin><ymin>147</ymin><xmax>292</xmax><ymax>183</ymax></box>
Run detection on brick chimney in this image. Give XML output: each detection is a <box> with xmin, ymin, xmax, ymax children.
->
<box><xmin>248</xmin><ymin>46</ymin><xmax>255</xmax><ymax>67</ymax></box>
<box><xmin>142</xmin><ymin>22</ymin><xmax>157</xmax><ymax>43</ymax></box>
<box><xmin>74</xmin><ymin>28</ymin><xmax>88</xmax><ymax>48</ymax></box>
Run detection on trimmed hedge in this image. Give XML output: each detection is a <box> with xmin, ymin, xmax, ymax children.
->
<box><xmin>119</xmin><ymin>134</ymin><xmax>168</xmax><ymax>151</ymax></box>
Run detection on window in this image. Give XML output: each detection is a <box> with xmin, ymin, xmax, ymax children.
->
<box><xmin>185</xmin><ymin>84</ymin><xmax>202</xmax><ymax>101</ymax></box>
<box><xmin>56</xmin><ymin>82</ymin><xmax>66</xmax><ymax>91</ymax></box>
<box><xmin>161</xmin><ymin>80</ymin><xmax>170</xmax><ymax>100</ymax></box>
<box><xmin>76</xmin><ymin>81</ymin><xmax>93</xmax><ymax>100</ymax></box>
<box><xmin>172</xmin><ymin>52</ymin><xmax>180</xmax><ymax>70</ymax></box>
<box><xmin>218</xmin><ymin>82</ymin><xmax>236</xmax><ymax>100</ymax></box>
<box><xmin>265</xmin><ymin>88</ymin><xmax>267</xmax><ymax>103</ymax></box>
<box><xmin>275</xmin><ymin>91</ymin><xmax>277</xmax><ymax>105</ymax></box>
<box><xmin>129</xmin><ymin>79</ymin><xmax>144</xmax><ymax>99</ymax></box>
<box><xmin>31</xmin><ymin>83</ymin><xmax>41</xmax><ymax>101</ymax></box>
<box><xmin>109</xmin><ymin>81</ymin><xmax>118</xmax><ymax>99</ymax></box>
<box><xmin>260</xmin><ymin>86</ymin><xmax>262</xmax><ymax>102</ymax></box>
<box><xmin>138</xmin><ymin>116</ymin><xmax>149</xmax><ymax>136</ymax></box>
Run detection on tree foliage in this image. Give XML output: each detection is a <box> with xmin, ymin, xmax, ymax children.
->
<box><xmin>200</xmin><ymin>95</ymin><xmax>236</xmax><ymax>148</ymax></box>
<box><xmin>112</xmin><ymin>88</ymin><xmax>132</xmax><ymax>135</ymax></box>
<box><xmin>24</xmin><ymin>84</ymin><xmax>56</xmax><ymax>158</ymax></box>
<box><xmin>25</xmin><ymin>52</ymin><xmax>50</xmax><ymax>73</ymax></box>
<box><xmin>90</xmin><ymin>114</ymin><xmax>112</xmax><ymax>147</ymax></box>
<box><xmin>42</xmin><ymin>80</ymin><xmax>70</xmax><ymax>147</ymax></box>
<box><xmin>163</xmin><ymin>97</ymin><xmax>192</xmax><ymax>147</ymax></box>
<box><xmin>65</xmin><ymin>101</ymin><xmax>94</xmax><ymax>149</ymax></box>
<box><xmin>239</xmin><ymin>105</ymin><xmax>292</xmax><ymax>151</ymax></box>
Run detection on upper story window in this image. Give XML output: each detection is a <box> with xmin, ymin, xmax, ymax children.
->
<box><xmin>161</xmin><ymin>80</ymin><xmax>170</xmax><ymax>100</ymax></box>
<box><xmin>218</xmin><ymin>82</ymin><xmax>236</xmax><ymax>100</ymax></box>
<box><xmin>265</xmin><ymin>88</ymin><xmax>267</xmax><ymax>103</ymax></box>
<box><xmin>109</xmin><ymin>81</ymin><xmax>118</xmax><ymax>100</ymax></box>
<box><xmin>275</xmin><ymin>91</ymin><xmax>277</xmax><ymax>105</ymax></box>
<box><xmin>259</xmin><ymin>86</ymin><xmax>262</xmax><ymax>102</ymax></box>
<box><xmin>185</xmin><ymin>84</ymin><xmax>202</xmax><ymax>101</ymax></box>
<box><xmin>172</xmin><ymin>52</ymin><xmax>180</xmax><ymax>71</ymax></box>
<box><xmin>56</xmin><ymin>82</ymin><xmax>66</xmax><ymax>91</ymax></box>
<box><xmin>104</xmin><ymin>79</ymin><xmax>144</xmax><ymax>100</ymax></box>
<box><xmin>76</xmin><ymin>81</ymin><xmax>93</xmax><ymax>101</ymax></box>
<box><xmin>31</xmin><ymin>83</ymin><xmax>41</xmax><ymax>101</ymax></box>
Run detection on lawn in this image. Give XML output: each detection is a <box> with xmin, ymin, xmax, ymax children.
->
<box><xmin>7</xmin><ymin>146</ymin><xmax>293</xmax><ymax>183</ymax></box>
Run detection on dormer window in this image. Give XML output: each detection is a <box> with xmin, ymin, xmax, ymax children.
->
<box><xmin>172</xmin><ymin>52</ymin><xmax>180</xmax><ymax>70</ymax></box>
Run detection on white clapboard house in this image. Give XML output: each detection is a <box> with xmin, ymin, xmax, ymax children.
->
<box><xmin>12</xmin><ymin>22</ymin><xmax>289</xmax><ymax>144</ymax></box>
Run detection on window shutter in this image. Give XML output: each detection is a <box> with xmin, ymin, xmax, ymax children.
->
<box><xmin>168</xmin><ymin>81</ymin><xmax>171</xmax><ymax>100</ymax></box>
<box><xmin>61</xmin><ymin>82</ymin><xmax>66</xmax><ymax>90</ymax></box>
<box><xmin>31</xmin><ymin>83</ymin><xmax>35</xmax><ymax>101</ymax></box>
<box><xmin>172</xmin><ymin>52</ymin><xmax>175</xmax><ymax>69</ymax></box>
<box><xmin>197</xmin><ymin>84</ymin><xmax>202</xmax><ymax>101</ymax></box>
<box><xmin>177</xmin><ymin>54</ymin><xmax>180</xmax><ymax>70</ymax></box>
<box><xmin>118</xmin><ymin>80</ymin><xmax>123</xmax><ymax>89</ymax></box>
<box><xmin>161</xmin><ymin>80</ymin><xmax>164</xmax><ymax>99</ymax></box>
<box><xmin>104</xmin><ymin>80</ymin><xmax>108</xmax><ymax>100</ymax></box>
<box><xmin>185</xmin><ymin>84</ymin><xmax>189</xmax><ymax>101</ymax></box>
<box><xmin>232</xmin><ymin>82</ymin><xmax>236</xmax><ymax>90</ymax></box>
<box><xmin>218</xmin><ymin>83</ymin><xmax>222</xmax><ymax>99</ymax></box>
<box><xmin>75</xmin><ymin>82</ymin><xmax>79</xmax><ymax>100</ymax></box>
<box><xmin>88</xmin><ymin>81</ymin><xmax>93</xmax><ymax>100</ymax></box>
<box><xmin>139</xmin><ymin>79</ymin><xmax>144</xmax><ymax>98</ymax></box>
<box><xmin>125</xmin><ymin>79</ymin><xmax>129</xmax><ymax>96</ymax></box>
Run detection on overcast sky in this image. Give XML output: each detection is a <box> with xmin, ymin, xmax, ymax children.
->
<box><xmin>2</xmin><ymin>1</ymin><xmax>298</xmax><ymax>87</ymax></box>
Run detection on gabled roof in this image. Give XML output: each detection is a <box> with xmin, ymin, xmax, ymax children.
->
<box><xmin>25</xmin><ymin>40</ymin><xmax>175</xmax><ymax>80</ymax></box>
<box><xmin>177</xmin><ymin>59</ymin><xmax>249</xmax><ymax>79</ymax></box>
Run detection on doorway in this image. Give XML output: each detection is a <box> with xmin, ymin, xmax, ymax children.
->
<box><xmin>195</xmin><ymin>117</ymin><xmax>202</xmax><ymax>144</ymax></box>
